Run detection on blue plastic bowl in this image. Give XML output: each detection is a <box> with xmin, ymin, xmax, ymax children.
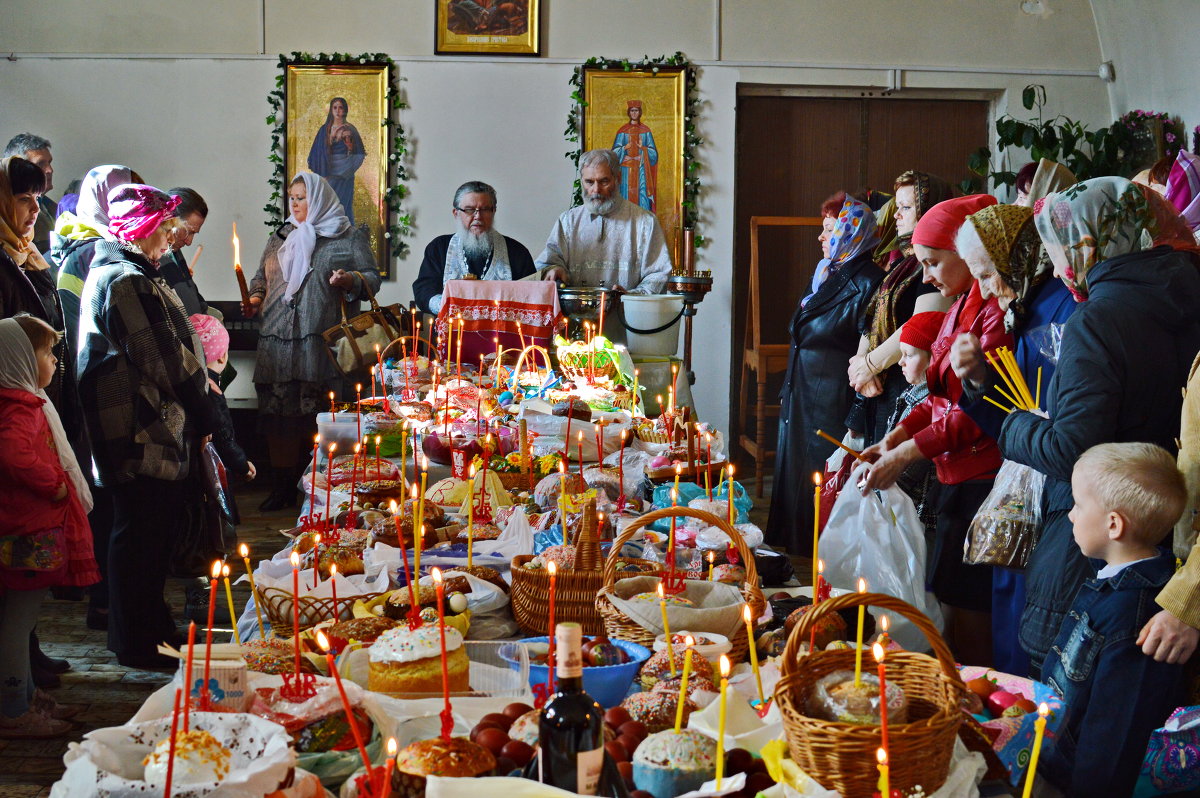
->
<box><xmin>499</xmin><ymin>636</ymin><xmax>651</xmax><ymax>708</ymax></box>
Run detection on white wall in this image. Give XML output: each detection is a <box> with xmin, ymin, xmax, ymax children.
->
<box><xmin>0</xmin><ymin>0</ymin><xmax>1115</xmax><ymax>430</ymax></box>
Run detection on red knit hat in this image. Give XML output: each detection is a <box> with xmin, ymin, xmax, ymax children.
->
<box><xmin>911</xmin><ymin>194</ymin><xmax>997</xmax><ymax>251</ymax></box>
<box><xmin>899</xmin><ymin>311</ymin><xmax>946</xmax><ymax>352</ymax></box>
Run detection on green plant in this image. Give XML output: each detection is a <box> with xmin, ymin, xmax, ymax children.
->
<box><xmin>964</xmin><ymin>84</ymin><xmax>1136</xmax><ymax>194</ymax></box>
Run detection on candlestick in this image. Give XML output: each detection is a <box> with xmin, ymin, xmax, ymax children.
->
<box><xmin>558</xmin><ymin>460</ymin><xmax>569</xmax><ymax>546</ymax></box>
<box><xmin>432</xmin><ymin>568</ymin><xmax>455</xmax><ymax>741</ymax></box>
<box><xmin>355</xmin><ymin>383</ymin><xmax>362</xmax><ymax>441</ymax></box>
<box><xmin>380</xmin><ymin>738</ymin><xmax>397</xmax><ymax>798</ymax></box>
<box><xmin>238</xmin><ymin>544</ymin><xmax>266</xmax><ymax>640</ymax></box>
<box><xmin>872</xmin><ymin>642</ymin><xmax>890</xmax><ymax>755</ymax></box>
<box><xmin>726</xmin><ymin>465</ymin><xmax>736</xmax><ymax>526</ymax></box>
<box><xmin>854</xmin><ymin>578</ymin><xmax>867</xmax><ymax>687</ymax></box>
<box><xmin>375</xmin><ymin>435</ymin><xmax>382</xmax><ymax>479</ymax></box>
<box><xmin>812</xmin><ymin>471</ymin><xmax>822</xmax><ymax>604</ymax></box>
<box><xmin>165</xmin><ymin>687</ymin><xmax>182</xmax><ymax>798</ymax></box>
<box><xmin>1021</xmin><ymin>703</ymin><xmax>1050</xmax><ymax>798</ymax></box>
<box><xmin>329</xmin><ymin>391</ymin><xmax>336</xmax><ymax>420</ymax></box>
<box><xmin>201</xmin><ymin>559</ymin><xmax>220</xmax><ymax>709</ymax></box>
<box><xmin>715</xmin><ymin>654</ymin><xmax>730</xmax><ymax>789</ymax></box>
<box><xmin>547</xmin><ymin>560</ymin><xmax>558</xmax><ymax>694</ymax></box>
<box><xmin>876</xmin><ymin>749</ymin><xmax>889</xmax><ymax>798</ymax></box>
<box><xmin>182</xmin><ymin>621</ymin><xmax>195</xmax><ymax>731</ymax></box>
<box><xmin>657</xmin><ymin>582</ymin><xmax>676</xmax><ymax>676</ymax></box>
<box><xmin>674</xmin><ymin>635</ymin><xmax>695</xmax><ymax>733</ymax></box>
<box><xmin>232</xmin><ymin>223</ymin><xmax>250</xmax><ymax>309</ymax></box>
<box><xmin>707</xmin><ymin>551</ymin><xmax>715</xmax><ymax>581</ymax></box>
<box><xmin>221</xmin><ymin>564</ymin><xmax>241</xmax><ymax>645</ymax></box>
<box><xmin>324</xmin><ymin>442</ymin><xmax>337</xmax><ymax>527</ymax></box>
<box><xmin>315</xmin><ymin>630</ymin><xmax>374</xmax><ymax>779</ymax></box>
<box><xmin>416</xmin><ymin>462</ymin><xmax>428</xmax><ymax>576</ymax></box>
<box><xmin>390</xmin><ymin>499</ymin><xmax>420</xmax><ymax>625</ymax></box>
<box><xmin>576</xmin><ymin>430</ymin><xmax>584</xmax><ymax>477</ymax></box>
<box><xmin>330</xmin><ymin>563</ymin><xmax>340</xmax><ymax>620</ymax></box>
<box><xmin>290</xmin><ymin>551</ymin><xmax>302</xmax><ymax>676</ymax></box>
<box><xmin>467</xmin><ymin>463</ymin><xmax>476</xmax><ymax>568</ymax></box>
<box><xmin>744</xmin><ymin>604</ymin><xmax>765</xmax><ymax>704</ymax></box>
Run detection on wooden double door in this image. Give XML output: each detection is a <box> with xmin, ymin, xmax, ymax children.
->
<box><xmin>730</xmin><ymin>93</ymin><xmax>990</xmax><ymax>466</ymax></box>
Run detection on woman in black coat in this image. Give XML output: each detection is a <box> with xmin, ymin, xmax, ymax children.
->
<box><xmin>766</xmin><ymin>194</ymin><xmax>884</xmax><ymax>552</ymax></box>
<box><xmin>996</xmin><ymin>177</ymin><xmax>1200</xmax><ymax>673</ymax></box>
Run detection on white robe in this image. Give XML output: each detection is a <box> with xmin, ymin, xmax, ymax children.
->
<box><xmin>535</xmin><ymin>197</ymin><xmax>673</xmax><ymax>294</ymax></box>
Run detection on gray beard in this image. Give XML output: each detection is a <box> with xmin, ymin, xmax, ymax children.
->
<box><xmin>461</xmin><ymin>230</ymin><xmax>493</xmax><ymax>260</ymax></box>
<box><xmin>584</xmin><ymin>194</ymin><xmax>619</xmax><ymax>216</ymax></box>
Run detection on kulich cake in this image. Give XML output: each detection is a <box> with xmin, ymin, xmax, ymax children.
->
<box><xmin>143</xmin><ymin>728</ymin><xmax>232</xmax><ymax>786</ymax></box>
<box><xmin>651</xmin><ymin>674</ymin><xmax>717</xmax><ymax>702</ymax></box>
<box><xmin>632</xmin><ymin>728</ymin><xmax>717</xmax><ymax>798</ymax></box>
<box><xmin>640</xmin><ymin>645</ymin><xmax>714</xmax><ymax>690</ymax></box>
<box><xmin>317</xmin><ymin>545</ymin><xmax>365</xmax><ymax>578</ymax></box>
<box><xmin>784</xmin><ymin>604</ymin><xmax>849</xmax><ymax>650</ymax></box>
<box><xmin>551</xmin><ymin>396</ymin><xmax>592</xmax><ymax>421</ymax></box>
<box><xmin>395</xmin><ymin>400</ymin><xmax>434</xmax><ymax>422</ymax></box>
<box><xmin>630</xmin><ymin>591</ymin><xmax>694</xmax><ymax>607</ymax></box>
<box><xmin>383</xmin><ymin>577</ymin><xmax>471</xmax><ymax>619</ymax></box>
<box><xmin>621</xmin><ymin>691</ymin><xmax>695</xmax><ymax>734</ymax></box>
<box><xmin>242</xmin><ymin>638</ymin><xmax>302</xmax><ymax>675</ymax></box>
<box><xmin>368</xmin><ymin>623</ymin><xmax>470</xmax><ymax>695</ymax></box>
<box><xmin>454</xmin><ymin>523</ymin><xmax>503</xmax><ymax>546</ymax></box>
<box><xmin>539</xmin><ymin>544</ymin><xmax>578</xmax><ymax>570</ymax></box>
<box><xmin>355</xmin><ymin>479</ymin><xmax>408</xmax><ymax>507</ymax></box>
<box><xmin>808</xmin><ymin>671</ymin><xmax>909</xmax><ymax>725</ymax></box>
<box><xmin>444</xmin><ymin>564</ymin><xmax>509</xmax><ymax>594</ymax></box>
<box><xmin>710</xmin><ymin>563</ymin><xmax>745</xmax><ymax>584</ymax></box>
<box><xmin>326</xmin><ymin>616</ymin><xmax>399</xmax><ymax>649</ymax></box>
<box><xmin>393</xmin><ymin>736</ymin><xmax>496</xmax><ymax>798</ymax></box>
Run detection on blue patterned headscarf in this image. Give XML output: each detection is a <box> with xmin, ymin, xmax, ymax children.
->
<box><xmin>803</xmin><ymin>196</ymin><xmax>879</xmax><ymax>307</ymax></box>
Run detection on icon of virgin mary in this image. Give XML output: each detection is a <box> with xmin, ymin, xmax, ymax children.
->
<box><xmin>307</xmin><ymin>96</ymin><xmax>366</xmax><ymax>225</ymax></box>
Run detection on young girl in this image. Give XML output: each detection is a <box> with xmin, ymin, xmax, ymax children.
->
<box><xmin>0</xmin><ymin>315</ymin><xmax>98</xmax><ymax>737</ymax></box>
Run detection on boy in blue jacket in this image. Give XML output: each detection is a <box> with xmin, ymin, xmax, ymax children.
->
<box><xmin>1039</xmin><ymin>442</ymin><xmax>1186</xmax><ymax>796</ymax></box>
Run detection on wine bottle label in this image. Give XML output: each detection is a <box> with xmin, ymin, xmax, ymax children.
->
<box><xmin>576</xmin><ymin>746</ymin><xmax>604</xmax><ymax>795</ymax></box>
<box><xmin>556</xmin><ymin>622</ymin><xmax>583</xmax><ymax>679</ymax></box>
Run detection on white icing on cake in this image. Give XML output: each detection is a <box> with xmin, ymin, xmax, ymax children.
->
<box><xmin>369</xmin><ymin>623</ymin><xmax>464</xmax><ymax>663</ymax></box>
<box><xmin>143</xmin><ymin>729</ymin><xmax>232</xmax><ymax>786</ymax></box>
<box><xmin>632</xmin><ymin>728</ymin><xmax>716</xmax><ymax>769</ymax></box>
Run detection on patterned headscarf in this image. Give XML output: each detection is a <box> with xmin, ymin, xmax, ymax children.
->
<box><xmin>1165</xmin><ymin>150</ymin><xmax>1200</xmax><ymax>232</ymax></box>
<box><xmin>964</xmin><ymin>204</ymin><xmax>1046</xmax><ymax>330</ymax></box>
<box><xmin>75</xmin><ymin>165</ymin><xmax>139</xmax><ymax>241</ymax></box>
<box><xmin>872</xmin><ymin>196</ymin><xmax>899</xmax><ymax>265</ymax></box>
<box><xmin>893</xmin><ymin>171</ymin><xmax>956</xmax><ymax>257</ymax></box>
<box><xmin>803</xmin><ymin>196</ymin><xmax>879</xmax><ymax>308</ymax></box>
<box><xmin>1136</xmin><ymin>184</ymin><xmax>1200</xmax><ymax>255</ymax></box>
<box><xmin>106</xmin><ymin>184</ymin><xmax>181</xmax><ymax>243</ymax></box>
<box><xmin>1034</xmin><ymin>177</ymin><xmax>1155</xmax><ymax>301</ymax></box>
<box><xmin>1026</xmin><ymin>159</ymin><xmax>1077</xmax><ymax>207</ymax></box>
<box><xmin>0</xmin><ymin>157</ymin><xmax>52</xmax><ymax>272</ymax></box>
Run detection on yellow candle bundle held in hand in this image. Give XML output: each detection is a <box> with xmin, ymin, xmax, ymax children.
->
<box><xmin>985</xmin><ymin>345</ymin><xmax>1039</xmax><ymax>413</ymax></box>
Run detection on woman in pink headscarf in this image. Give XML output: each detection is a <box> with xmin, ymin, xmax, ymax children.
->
<box><xmin>1165</xmin><ymin>150</ymin><xmax>1200</xmax><ymax>239</ymax></box>
<box><xmin>76</xmin><ymin>183</ymin><xmax>217</xmax><ymax>669</ymax></box>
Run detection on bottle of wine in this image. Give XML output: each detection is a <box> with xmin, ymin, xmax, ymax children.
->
<box><xmin>537</xmin><ymin>623</ymin><xmax>615</xmax><ymax>796</ymax></box>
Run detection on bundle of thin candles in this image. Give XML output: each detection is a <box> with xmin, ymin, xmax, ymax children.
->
<box><xmin>983</xmin><ymin>345</ymin><xmax>1042</xmax><ymax>415</ymax></box>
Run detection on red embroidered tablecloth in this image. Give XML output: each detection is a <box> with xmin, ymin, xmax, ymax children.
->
<box><xmin>436</xmin><ymin>280</ymin><xmax>562</xmax><ymax>366</ymax></box>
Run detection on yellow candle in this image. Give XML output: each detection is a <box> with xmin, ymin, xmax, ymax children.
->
<box><xmin>558</xmin><ymin>460</ymin><xmax>568</xmax><ymax>545</ymax></box>
<box><xmin>707</xmin><ymin>551</ymin><xmax>715</xmax><ymax>581</ymax></box>
<box><xmin>467</xmin><ymin>463</ymin><xmax>476</xmax><ymax>569</ymax></box>
<box><xmin>743</xmin><ymin>604</ymin><xmax>764</xmax><ymax>704</ymax></box>
<box><xmin>416</xmin><ymin>462</ymin><xmax>428</xmax><ymax>575</ymax></box>
<box><xmin>221</xmin><ymin>565</ymin><xmax>241</xmax><ymax>645</ymax></box>
<box><xmin>1021</xmin><ymin>703</ymin><xmax>1050</xmax><ymax>798</ymax></box>
<box><xmin>239</xmin><ymin>544</ymin><xmax>266</xmax><ymax>640</ymax></box>
<box><xmin>715</xmin><ymin>654</ymin><xmax>730</xmax><ymax>789</ymax></box>
<box><xmin>673</xmin><ymin>635</ymin><xmax>694</xmax><ymax>733</ymax></box>
<box><xmin>877</xmin><ymin>749</ymin><xmax>889</xmax><ymax>798</ymax></box>
<box><xmin>726</xmin><ymin>465</ymin><xmax>735</xmax><ymax>526</ymax></box>
<box><xmin>854</xmin><ymin>577</ymin><xmax>867</xmax><ymax>687</ymax></box>
<box><xmin>812</xmin><ymin>472</ymin><xmax>821</xmax><ymax>601</ymax></box>
<box><xmin>657</xmin><ymin>582</ymin><xmax>676</xmax><ymax>676</ymax></box>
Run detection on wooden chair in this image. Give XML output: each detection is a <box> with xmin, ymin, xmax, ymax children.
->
<box><xmin>739</xmin><ymin>215</ymin><xmax>824</xmax><ymax>497</ymax></box>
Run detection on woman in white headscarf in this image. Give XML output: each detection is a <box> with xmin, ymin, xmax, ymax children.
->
<box><xmin>246</xmin><ymin>171</ymin><xmax>378</xmax><ymax>510</ymax></box>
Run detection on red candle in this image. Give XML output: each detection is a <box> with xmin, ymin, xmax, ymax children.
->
<box><xmin>594</xmin><ymin>424</ymin><xmax>603</xmax><ymax>467</ymax></box>
<box><xmin>315</xmin><ymin>630</ymin><xmax>374</xmax><ymax>778</ymax></box>
<box><xmin>355</xmin><ymin>383</ymin><xmax>363</xmax><ymax>441</ymax></box>
<box><xmin>348</xmin><ymin>442</ymin><xmax>361</xmax><ymax>517</ymax></box>
<box><xmin>380</xmin><ymin>739</ymin><xmax>397</xmax><ymax>798</ymax></box>
<box><xmin>456</xmin><ymin>315</ymin><xmax>464</xmax><ymax>383</ymax></box>
<box><xmin>308</xmin><ymin>435</ymin><xmax>320</xmax><ymax>527</ymax></box>
<box><xmin>564</xmin><ymin>402</ymin><xmax>573</xmax><ymax>464</ymax></box>
<box><xmin>330</xmin><ymin>563</ymin><xmax>340</xmax><ymax>621</ymax></box>
<box><xmin>182</xmin><ymin>621</ymin><xmax>195</xmax><ymax>731</ymax></box>
<box><xmin>329</xmin><ymin>390</ymin><xmax>336</xmax><ymax>419</ymax></box>
<box><xmin>290</xmin><ymin>551</ymin><xmax>302</xmax><ymax>676</ymax></box>
<box><xmin>324</xmin><ymin>443</ymin><xmax>337</xmax><ymax>528</ymax></box>
<box><xmin>432</xmin><ymin>568</ymin><xmax>453</xmax><ymax>741</ymax></box>
<box><xmin>391</xmin><ymin>499</ymin><xmax>419</xmax><ymax>617</ymax></box>
<box><xmin>375</xmin><ymin>343</ymin><xmax>384</xmax><ymax>394</ymax></box>
<box><xmin>546</xmin><ymin>560</ymin><xmax>557</xmax><ymax>694</ymax></box>
<box><xmin>577</xmin><ymin>431</ymin><xmax>584</xmax><ymax>477</ymax></box>
<box><xmin>164</xmin><ymin>687</ymin><xmax>182</xmax><ymax>798</ymax></box>
<box><xmin>874</xmin><ymin>643</ymin><xmax>890</xmax><ymax>754</ymax></box>
<box><xmin>375</xmin><ymin>435</ymin><xmax>382</xmax><ymax>479</ymax></box>
<box><xmin>201</xmin><ymin>560</ymin><xmax>220</xmax><ymax>709</ymax></box>
<box><xmin>618</xmin><ymin>430</ymin><xmax>626</xmax><ymax>508</ymax></box>
<box><xmin>413</xmin><ymin>320</ymin><xmax>420</xmax><ymax>361</ymax></box>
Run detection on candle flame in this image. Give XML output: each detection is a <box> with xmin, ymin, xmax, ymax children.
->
<box><xmin>329</xmin><ymin>442</ymin><xmax>337</xmax><ymax>453</ymax></box>
<box><xmin>231</xmin><ymin>223</ymin><xmax>240</xmax><ymax>265</ymax></box>
<box><xmin>812</xmin><ymin>471</ymin><xmax>822</xmax><ymax>486</ymax></box>
<box><xmin>313</xmin><ymin>533</ymin><xmax>322</xmax><ymax>545</ymax></box>
<box><xmin>315</xmin><ymin>629</ymin><xmax>330</xmax><ymax>653</ymax></box>
<box><xmin>375</xmin><ymin>434</ymin><xmax>381</xmax><ymax>445</ymax></box>
<box><xmin>684</xmin><ymin>634</ymin><xmax>694</xmax><ymax>647</ymax></box>
<box><xmin>657</xmin><ymin>582</ymin><xmax>665</xmax><ymax>599</ymax></box>
<box><xmin>873</xmin><ymin>642</ymin><xmax>885</xmax><ymax>663</ymax></box>
<box><xmin>674</xmin><ymin>463</ymin><xmax>682</xmax><ymax>475</ymax></box>
<box><xmin>620</xmin><ymin>429</ymin><xmax>627</xmax><ymax>440</ymax></box>
<box><xmin>387</xmin><ymin>737</ymin><xmax>398</xmax><ymax>756</ymax></box>
<box><xmin>577</xmin><ymin>430</ymin><xmax>583</xmax><ymax>441</ymax></box>
<box><xmin>742</xmin><ymin>603</ymin><xmax>751</xmax><ymax>622</ymax></box>
<box><xmin>858</xmin><ymin>577</ymin><xmax>867</xmax><ymax>593</ymax></box>
<box><xmin>817</xmin><ymin>558</ymin><xmax>825</xmax><ymax>573</ymax></box>
<box><xmin>389</xmin><ymin>499</ymin><xmax>398</xmax><ymax>512</ymax></box>
<box><xmin>210</xmin><ymin>560</ymin><xmax>222</xmax><ymax>579</ymax></box>
<box><xmin>431</xmin><ymin>567</ymin><xmax>443</xmax><ymax>584</ymax></box>
<box><xmin>558</xmin><ymin>460</ymin><xmax>566</xmax><ymax>474</ymax></box>
<box><xmin>374</xmin><ymin>343</ymin><xmax>380</xmax><ymax>353</ymax></box>
<box><xmin>290</xmin><ymin>551</ymin><xmax>300</xmax><ymax>567</ymax></box>
<box><xmin>469</xmin><ymin>463</ymin><xmax>476</xmax><ymax>477</ymax></box>
<box><xmin>1038</xmin><ymin>702</ymin><xmax>1049</xmax><ymax>717</ymax></box>
<box><xmin>880</xmin><ymin>615</ymin><xmax>890</xmax><ymax>632</ymax></box>
<box><xmin>239</xmin><ymin>543</ymin><xmax>249</xmax><ymax>558</ymax></box>
<box><xmin>876</xmin><ymin>748</ymin><xmax>887</xmax><ymax>766</ymax></box>
<box><xmin>547</xmin><ymin>560</ymin><xmax>557</xmax><ymax>576</ymax></box>
<box><xmin>330</xmin><ymin>563</ymin><xmax>337</xmax><ymax>576</ymax></box>
<box><xmin>329</xmin><ymin>391</ymin><xmax>335</xmax><ymax>400</ymax></box>
<box><xmin>354</xmin><ymin>442</ymin><xmax>361</xmax><ymax>453</ymax></box>
<box><xmin>314</xmin><ymin>434</ymin><xmax>320</xmax><ymax>444</ymax></box>
<box><xmin>221</xmin><ymin>564</ymin><xmax>230</xmax><ymax>578</ymax></box>
<box><xmin>657</xmin><ymin>394</ymin><xmax>664</xmax><ymax>405</ymax></box>
<box><xmin>410</xmin><ymin>483</ymin><xmax>418</xmax><ymax>499</ymax></box>
<box><xmin>728</xmin><ymin>464</ymin><xmax>735</xmax><ymax>477</ymax></box>
<box><xmin>719</xmin><ymin>654</ymin><xmax>731</xmax><ymax>678</ymax></box>
<box><xmin>708</xmin><ymin>551</ymin><xmax>715</xmax><ymax>563</ymax></box>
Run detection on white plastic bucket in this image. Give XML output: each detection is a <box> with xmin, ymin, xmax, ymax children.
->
<box><xmin>621</xmin><ymin>294</ymin><xmax>684</xmax><ymax>356</ymax></box>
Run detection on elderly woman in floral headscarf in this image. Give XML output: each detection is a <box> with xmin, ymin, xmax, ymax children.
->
<box><xmin>847</xmin><ymin>171</ymin><xmax>956</xmax><ymax>446</ymax></box>
<box><xmin>765</xmin><ymin>193</ymin><xmax>883</xmax><ymax>553</ymax></box>
<box><xmin>983</xmin><ymin>177</ymin><xmax>1200</xmax><ymax>674</ymax></box>
<box><xmin>948</xmin><ymin>203</ymin><xmax>1078</xmax><ymax>675</ymax></box>
<box><xmin>77</xmin><ymin>183</ymin><xmax>217</xmax><ymax>668</ymax></box>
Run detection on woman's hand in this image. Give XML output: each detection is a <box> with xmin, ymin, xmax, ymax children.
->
<box><xmin>950</xmin><ymin>333</ymin><xmax>987</xmax><ymax>386</ymax></box>
<box><xmin>862</xmin><ymin>440</ymin><xmax>921</xmax><ymax>492</ymax></box>
<box><xmin>857</xmin><ymin>375</ymin><xmax>884</xmax><ymax>398</ymax></box>
<box><xmin>243</xmin><ymin>296</ymin><xmax>262</xmax><ymax>318</ymax></box>
<box><xmin>848</xmin><ymin>353</ymin><xmax>875</xmax><ymax>387</ymax></box>
<box><xmin>329</xmin><ymin>269</ymin><xmax>357</xmax><ymax>292</ymax></box>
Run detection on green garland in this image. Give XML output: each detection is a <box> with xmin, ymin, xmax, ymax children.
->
<box><xmin>565</xmin><ymin>52</ymin><xmax>703</xmax><ymax>238</ymax></box>
<box><xmin>264</xmin><ymin>51</ymin><xmax>413</xmax><ymax>259</ymax></box>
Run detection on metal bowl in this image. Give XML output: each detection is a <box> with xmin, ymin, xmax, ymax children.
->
<box><xmin>557</xmin><ymin>286</ymin><xmax>615</xmax><ymax>338</ymax></box>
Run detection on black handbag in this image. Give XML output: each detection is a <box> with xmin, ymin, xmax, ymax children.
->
<box><xmin>169</xmin><ymin>442</ymin><xmax>238</xmax><ymax>577</ymax></box>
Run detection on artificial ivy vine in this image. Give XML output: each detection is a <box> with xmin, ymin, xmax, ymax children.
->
<box><xmin>565</xmin><ymin>52</ymin><xmax>704</xmax><ymax>237</ymax></box>
<box><xmin>264</xmin><ymin>51</ymin><xmax>413</xmax><ymax>259</ymax></box>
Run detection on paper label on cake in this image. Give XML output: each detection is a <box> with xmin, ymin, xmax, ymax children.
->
<box><xmin>451</xmin><ymin>448</ymin><xmax>467</xmax><ymax>479</ymax></box>
<box><xmin>577</xmin><ymin>746</ymin><xmax>604</xmax><ymax>795</ymax></box>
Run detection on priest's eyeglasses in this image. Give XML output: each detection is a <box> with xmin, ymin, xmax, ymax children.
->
<box><xmin>455</xmin><ymin>206</ymin><xmax>496</xmax><ymax>217</ymax></box>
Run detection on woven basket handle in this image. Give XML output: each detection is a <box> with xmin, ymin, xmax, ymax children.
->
<box><xmin>602</xmin><ymin>506</ymin><xmax>760</xmax><ymax>591</ymax></box>
<box><xmin>576</xmin><ymin>498</ymin><xmax>602</xmax><ymax>572</ymax></box>
<box><xmin>781</xmin><ymin>591</ymin><xmax>965</xmax><ymax>689</ymax></box>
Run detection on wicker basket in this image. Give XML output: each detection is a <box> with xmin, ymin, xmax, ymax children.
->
<box><xmin>257</xmin><ymin>585</ymin><xmax>383</xmax><ymax>633</ymax></box>
<box><xmin>510</xmin><ymin>498</ymin><xmax>660</xmax><ymax>635</ymax></box>
<box><xmin>775</xmin><ymin>592</ymin><xmax>966</xmax><ymax>797</ymax></box>
<box><xmin>595</xmin><ymin>506</ymin><xmax>765</xmax><ymax>663</ymax></box>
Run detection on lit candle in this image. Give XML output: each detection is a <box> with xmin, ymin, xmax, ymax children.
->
<box><xmin>290</xmin><ymin>552</ymin><xmax>302</xmax><ymax>676</ymax></box>
<box><xmin>329</xmin><ymin>390</ymin><xmax>336</xmax><ymax>419</ymax></box>
<box><xmin>633</xmin><ymin>369</ymin><xmax>640</xmax><ymax>410</ymax></box>
<box><xmin>812</xmin><ymin>472</ymin><xmax>822</xmax><ymax>602</ymax></box>
<box><xmin>182</xmin><ymin>621</ymin><xmax>195</xmax><ymax>731</ymax></box>
<box><xmin>201</xmin><ymin>560</ymin><xmax>220</xmax><ymax>708</ymax></box>
<box><xmin>726</xmin><ymin>465</ymin><xmax>736</xmax><ymax>526</ymax></box>
<box><xmin>324</xmin><ymin>442</ymin><xmax>337</xmax><ymax>528</ymax></box>
<box><xmin>432</xmin><ymin>568</ymin><xmax>454</xmax><ymax>740</ymax></box>
<box><xmin>400</xmin><ymin>422</ymin><xmax>409</xmax><ymax>488</ymax></box>
<box><xmin>874</xmin><ymin>642</ymin><xmax>889</xmax><ymax>754</ymax></box>
<box><xmin>657</xmin><ymin>582</ymin><xmax>676</xmax><ymax>676</ymax></box>
<box><xmin>594</xmin><ymin>423</ymin><xmax>603</xmax><ymax>467</ymax></box>
<box><xmin>670</xmin><ymin>364</ymin><xmax>679</xmax><ymax>414</ymax></box>
<box><xmin>416</xmin><ymin>459</ymin><xmax>428</xmax><ymax>576</ymax></box>
<box><xmin>164</xmin><ymin>687</ymin><xmax>182</xmax><ymax>798</ymax></box>
<box><xmin>355</xmin><ymin>383</ymin><xmax>362</xmax><ymax>441</ymax></box>
<box><xmin>878</xmin><ymin>614</ymin><xmax>891</xmax><ymax>648</ymax></box>
<box><xmin>467</xmin><ymin>463</ymin><xmax>476</xmax><ymax>569</ymax></box>
<box><xmin>744</xmin><ymin>603</ymin><xmax>765</xmax><ymax>704</ymax></box>
<box><xmin>547</xmin><ymin>560</ymin><xmax>558</xmax><ymax>694</ymax></box>
<box><xmin>707</xmin><ymin>551</ymin><xmax>715</xmax><ymax>581</ymax></box>
<box><xmin>715</xmin><ymin>654</ymin><xmax>730</xmax><ymax>789</ymax></box>
<box><xmin>380</xmin><ymin>738</ymin><xmax>397</xmax><ymax>798</ymax></box>
<box><xmin>348</xmin><ymin>442</ymin><xmax>362</xmax><ymax>517</ymax></box>
<box><xmin>239</xmin><ymin>544</ymin><xmax>266</xmax><ymax>640</ymax></box>
<box><xmin>307</xmin><ymin>435</ymin><xmax>320</xmax><ymax>529</ymax></box>
<box><xmin>390</xmin><ymin>499</ymin><xmax>419</xmax><ymax>618</ymax></box>
<box><xmin>577</xmin><ymin>430</ymin><xmax>584</xmax><ymax>477</ymax></box>
<box><xmin>374</xmin><ymin>343</ymin><xmax>383</xmax><ymax>398</ymax></box>
<box><xmin>221</xmin><ymin>564</ymin><xmax>241</xmax><ymax>645</ymax></box>
<box><xmin>329</xmin><ymin>563</ymin><xmax>339</xmax><ymax>621</ymax></box>
<box><xmin>854</xmin><ymin>578</ymin><xmax>868</xmax><ymax>687</ymax></box>
<box><xmin>315</xmin><ymin>630</ymin><xmax>374</xmax><ymax>779</ymax></box>
<box><xmin>558</xmin><ymin>460</ymin><xmax>569</xmax><ymax>546</ymax></box>
<box><xmin>705</xmin><ymin>433</ymin><xmax>713</xmax><ymax>500</ymax></box>
<box><xmin>674</xmin><ymin>634</ymin><xmax>695</xmax><ymax>733</ymax></box>
<box><xmin>1021</xmin><ymin>703</ymin><xmax>1050</xmax><ymax>798</ymax></box>
<box><xmin>375</xmin><ymin>435</ymin><xmax>382</xmax><ymax>479</ymax></box>
<box><xmin>877</xmin><ymin>749</ymin><xmax>890</xmax><ymax>798</ymax></box>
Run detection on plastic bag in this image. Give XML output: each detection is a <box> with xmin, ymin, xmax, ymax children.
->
<box><xmin>1139</xmin><ymin>705</ymin><xmax>1200</xmax><ymax>794</ymax></box>
<box><xmin>964</xmin><ymin>459</ymin><xmax>1044</xmax><ymax>569</ymax></box>
<box><xmin>820</xmin><ymin>464</ymin><xmax>943</xmax><ymax>650</ymax></box>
